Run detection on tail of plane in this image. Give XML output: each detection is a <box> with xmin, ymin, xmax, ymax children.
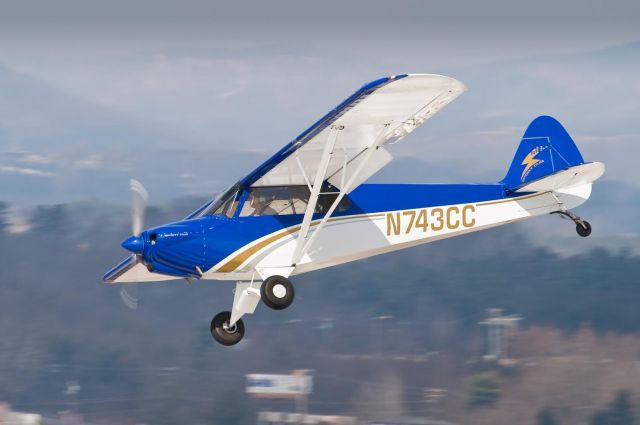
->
<box><xmin>501</xmin><ymin>116</ymin><xmax>587</xmax><ymax>192</ymax></box>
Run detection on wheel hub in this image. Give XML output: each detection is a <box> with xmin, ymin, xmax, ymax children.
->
<box><xmin>272</xmin><ymin>283</ymin><xmax>287</xmax><ymax>298</ymax></box>
<box><xmin>222</xmin><ymin>321</ymin><xmax>237</xmax><ymax>334</ymax></box>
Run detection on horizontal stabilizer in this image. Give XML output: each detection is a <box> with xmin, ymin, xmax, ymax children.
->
<box><xmin>514</xmin><ymin>162</ymin><xmax>605</xmax><ymax>193</ymax></box>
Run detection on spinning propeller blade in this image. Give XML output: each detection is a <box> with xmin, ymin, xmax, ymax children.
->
<box><xmin>130</xmin><ymin>179</ymin><xmax>148</xmax><ymax>236</ymax></box>
<box><xmin>122</xmin><ymin>178</ymin><xmax>147</xmax><ymax>311</ymax></box>
<box><xmin>119</xmin><ymin>285</ymin><xmax>139</xmax><ymax>310</ymax></box>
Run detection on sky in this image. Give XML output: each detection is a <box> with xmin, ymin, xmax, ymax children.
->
<box><xmin>0</xmin><ymin>0</ymin><xmax>638</xmax><ymax>209</ymax></box>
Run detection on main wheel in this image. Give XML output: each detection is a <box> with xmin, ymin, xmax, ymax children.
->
<box><xmin>576</xmin><ymin>221</ymin><xmax>592</xmax><ymax>237</ymax></box>
<box><xmin>261</xmin><ymin>276</ymin><xmax>295</xmax><ymax>310</ymax></box>
<box><xmin>210</xmin><ymin>311</ymin><xmax>244</xmax><ymax>346</ymax></box>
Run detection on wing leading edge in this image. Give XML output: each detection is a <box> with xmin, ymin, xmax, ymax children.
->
<box><xmin>243</xmin><ymin>74</ymin><xmax>466</xmax><ymax>190</ymax></box>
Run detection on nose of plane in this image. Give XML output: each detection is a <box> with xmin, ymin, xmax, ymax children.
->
<box><xmin>122</xmin><ymin>234</ymin><xmax>145</xmax><ymax>254</ymax></box>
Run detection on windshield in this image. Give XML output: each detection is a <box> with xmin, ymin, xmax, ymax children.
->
<box><xmin>196</xmin><ymin>184</ymin><xmax>242</xmax><ymax>218</ymax></box>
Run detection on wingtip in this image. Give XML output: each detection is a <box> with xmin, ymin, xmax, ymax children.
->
<box><xmin>396</xmin><ymin>73</ymin><xmax>468</xmax><ymax>91</ymax></box>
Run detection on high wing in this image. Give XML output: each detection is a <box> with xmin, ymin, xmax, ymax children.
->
<box><xmin>104</xmin><ymin>74</ymin><xmax>466</xmax><ymax>283</ymax></box>
<box><xmin>239</xmin><ymin>74</ymin><xmax>466</xmax><ymax>267</ymax></box>
<box><xmin>241</xmin><ymin>74</ymin><xmax>466</xmax><ymax>192</ymax></box>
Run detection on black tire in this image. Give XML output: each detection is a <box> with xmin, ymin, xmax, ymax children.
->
<box><xmin>576</xmin><ymin>221</ymin><xmax>592</xmax><ymax>237</ymax></box>
<box><xmin>210</xmin><ymin>311</ymin><xmax>244</xmax><ymax>346</ymax></box>
<box><xmin>261</xmin><ymin>276</ymin><xmax>295</xmax><ymax>310</ymax></box>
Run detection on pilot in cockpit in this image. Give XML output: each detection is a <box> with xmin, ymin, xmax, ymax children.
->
<box><xmin>248</xmin><ymin>193</ymin><xmax>277</xmax><ymax>216</ymax></box>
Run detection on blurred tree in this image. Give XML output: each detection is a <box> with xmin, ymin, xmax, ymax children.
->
<box><xmin>538</xmin><ymin>408</ymin><xmax>560</xmax><ymax>425</ymax></box>
<box><xmin>208</xmin><ymin>388</ymin><xmax>255</xmax><ymax>425</ymax></box>
<box><xmin>0</xmin><ymin>201</ymin><xmax>8</xmax><ymax>234</ymax></box>
<box><xmin>466</xmin><ymin>373</ymin><xmax>501</xmax><ymax>407</ymax></box>
<box><xmin>3</xmin><ymin>198</ymin><xmax>640</xmax><ymax>425</ymax></box>
<box><xmin>30</xmin><ymin>204</ymin><xmax>70</xmax><ymax>234</ymax></box>
<box><xmin>590</xmin><ymin>390</ymin><xmax>635</xmax><ymax>425</ymax></box>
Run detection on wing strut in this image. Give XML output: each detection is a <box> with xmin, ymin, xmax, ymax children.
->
<box><xmin>291</xmin><ymin>125</ymin><xmax>388</xmax><ymax>265</ymax></box>
<box><xmin>291</xmin><ymin>125</ymin><xmax>342</xmax><ymax>264</ymax></box>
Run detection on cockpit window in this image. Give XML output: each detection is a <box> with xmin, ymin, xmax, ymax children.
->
<box><xmin>316</xmin><ymin>191</ymin><xmax>352</xmax><ymax>214</ymax></box>
<box><xmin>239</xmin><ymin>185</ymin><xmax>351</xmax><ymax>217</ymax></box>
<box><xmin>240</xmin><ymin>186</ymin><xmax>308</xmax><ymax>216</ymax></box>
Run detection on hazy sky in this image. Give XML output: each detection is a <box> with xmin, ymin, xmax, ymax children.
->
<box><xmin>1</xmin><ymin>0</ymin><xmax>638</xmax><ymax>45</ymax></box>
<box><xmin>0</xmin><ymin>0</ymin><xmax>638</xmax><ymax>206</ymax></box>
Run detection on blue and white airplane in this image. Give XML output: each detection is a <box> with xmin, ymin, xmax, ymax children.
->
<box><xmin>104</xmin><ymin>74</ymin><xmax>605</xmax><ymax>346</ymax></box>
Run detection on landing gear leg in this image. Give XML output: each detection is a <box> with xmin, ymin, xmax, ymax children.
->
<box><xmin>551</xmin><ymin>210</ymin><xmax>592</xmax><ymax>237</ymax></box>
<box><xmin>210</xmin><ymin>280</ymin><xmax>262</xmax><ymax>346</ymax></box>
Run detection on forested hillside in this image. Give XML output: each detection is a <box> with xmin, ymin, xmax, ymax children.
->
<box><xmin>0</xmin><ymin>199</ymin><xmax>638</xmax><ymax>425</ymax></box>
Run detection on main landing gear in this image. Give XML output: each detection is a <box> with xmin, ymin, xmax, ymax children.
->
<box><xmin>209</xmin><ymin>275</ymin><xmax>295</xmax><ymax>346</ymax></box>
<box><xmin>551</xmin><ymin>210</ymin><xmax>592</xmax><ymax>237</ymax></box>
<box><xmin>261</xmin><ymin>275</ymin><xmax>295</xmax><ymax>310</ymax></box>
<box><xmin>210</xmin><ymin>311</ymin><xmax>245</xmax><ymax>346</ymax></box>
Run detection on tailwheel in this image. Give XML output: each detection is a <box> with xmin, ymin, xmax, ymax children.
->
<box><xmin>576</xmin><ymin>220</ymin><xmax>592</xmax><ymax>237</ymax></box>
<box><xmin>551</xmin><ymin>210</ymin><xmax>592</xmax><ymax>238</ymax></box>
<box><xmin>261</xmin><ymin>276</ymin><xmax>295</xmax><ymax>310</ymax></box>
<box><xmin>210</xmin><ymin>311</ymin><xmax>245</xmax><ymax>346</ymax></box>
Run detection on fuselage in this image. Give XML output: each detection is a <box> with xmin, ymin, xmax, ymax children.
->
<box><xmin>134</xmin><ymin>182</ymin><xmax>591</xmax><ymax>282</ymax></box>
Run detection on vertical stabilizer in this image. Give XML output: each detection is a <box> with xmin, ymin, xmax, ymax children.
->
<box><xmin>502</xmin><ymin>116</ymin><xmax>584</xmax><ymax>191</ymax></box>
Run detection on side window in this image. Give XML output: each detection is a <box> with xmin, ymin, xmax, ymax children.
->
<box><xmin>240</xmin><ymin>187</ymin><xmax>310</xmax><ymax>217</ymax></box>
<box><xmin>317</xmin><ymin>192</ymin><xmax>352</xmax><ymax>214</ymax></box>
<box><xmin>239</xmin><ymin>186</ymin><xmax>352</xmax><ymax>217</ymax></box>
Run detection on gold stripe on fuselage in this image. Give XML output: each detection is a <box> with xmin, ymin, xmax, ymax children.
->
<box><xmin>214</xmin><ymin>192</ymin><xmax>545</xmax><ymax>273</ymax></box>
<box><xmin>215</xmin><ymin>213</ymin><xmax>384</xmax><ymax>273</ymax></box>
<box><xmin>216</xmin><ymin>226</ymin><xmax>301</xmax><ymax>273</ymax></box>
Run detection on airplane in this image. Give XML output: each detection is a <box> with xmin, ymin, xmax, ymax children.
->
<box><xmin>104</xmin><ymin>74</ymin><xmax>605</xmax><ymax>346</ymax></box>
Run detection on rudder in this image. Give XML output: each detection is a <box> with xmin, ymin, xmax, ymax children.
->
<box><xmin>501</xmin><ymin>116</ymin><xmax>584</xmax><ymax>191</ymax></box>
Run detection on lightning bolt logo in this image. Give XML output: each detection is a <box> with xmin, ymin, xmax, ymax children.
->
<box><xmin>520</xmin><ymin>147</ymin><xmax>544</xmax><ymax>182</ymax></box>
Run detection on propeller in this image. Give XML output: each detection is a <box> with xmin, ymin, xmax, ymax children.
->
<box><xmin>122</xmin><ymin>179</ymin><xmax>148</xmax><ymax>255</ymax></box>
<box><xmin>120</xmin><ymin>179</ymin><xmax>149</xmax><ymax>311</ymax></box>
<box><xmin>130</xmin><ymin>178</ymin><xmax>148</xmax><ymax>236</ymax></box>
<box><xmin>120</xmin><ymin>285</ymin><xmax>139</xmax><ymax>310</ymax></box>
